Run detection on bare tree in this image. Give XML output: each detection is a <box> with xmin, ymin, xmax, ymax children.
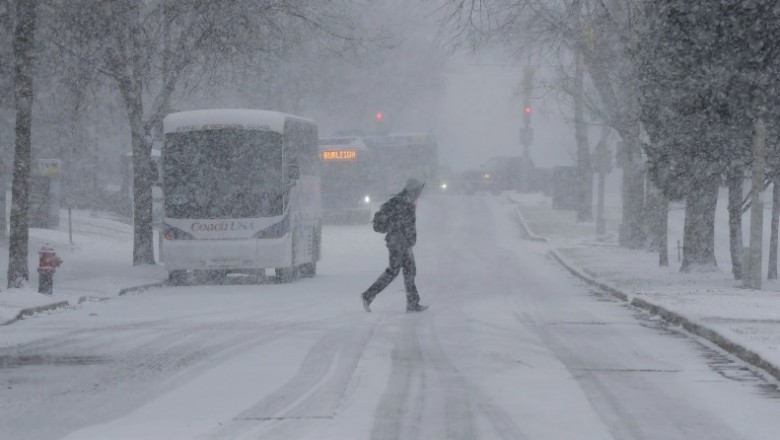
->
<box><xmin>52</xmin><ymin>0</ymin><xmax>367</xmax><ymax>265</ymax></box>
<box><xmin>0</xmin><ymin>0</ymin><xmax>14</xmax><ymax>242</ymax></box>
<box><xmin>573</xmin><ymin>37</ymin><xmax>592</xmax><ymax>221</ymax></box>
<box><xmin>727</xmin><ymin>162</ymin><xmax>745</xmax><ymax>279</ymax></box>
<box><xmin>6</xmin><ymin>0</ymin><xmax>37</xmax><ymax>287</ymax></box>
<box><xmin>439</xmin><ymin>0</ymin><xmax>645</xmax><ymax>245</ymax></box>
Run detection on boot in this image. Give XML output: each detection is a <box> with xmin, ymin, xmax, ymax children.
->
<box><xmin>406</xmin><ymin>303</ymin><xmax>428</xmax><ymax>313</ymax></box>
<box><xmin>361</xmin><ymin>292</ymin><xmax>372</xmax><ymax>313</ymax></box>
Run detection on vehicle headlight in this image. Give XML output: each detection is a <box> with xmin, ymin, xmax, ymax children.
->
<box><xmin>483</xmin><ymin>173</ymin><xmax>491</xmax><ymax>179</ymax></box>
<box><xmin>440</xmin><ymin>182</ymin><xmax>447</xmax><ymax>190</ymax></box>
<box><xmin>363</xmin><ymin>195</ymin><xmax>371</xmax><ymax>204</ymax></box>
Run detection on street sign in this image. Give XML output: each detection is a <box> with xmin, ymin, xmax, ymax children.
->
<box><xmin>37</xmin><ymin>159</ymin><xmax>61</xmax><ymax>177</ymax></box>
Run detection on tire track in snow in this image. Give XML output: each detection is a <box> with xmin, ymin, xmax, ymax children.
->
<box><xmin>0</xmin><ymin>296</ymin><xmax>337</xmax><ymax>438</ymax></box>
<box><xmin>202</xmin><ymin>319</ymin><xmax>379</xmax><ymax>440</ymax></box>
<box><xmin>369</xmin><ymin>317</ymin><xmax>426</xmax><ymax>440</ymax></box>
<box><xmin>419</xmin><ymin>314</ymin><xmax>527</xmax><ymax>440</ymax></box>
<box><xmin>415</xmin><ymin>195</ymin><xmax>529</xmax><ymax>439</ymax></box>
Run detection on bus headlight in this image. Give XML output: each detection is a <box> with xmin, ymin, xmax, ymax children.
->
<box><xmin>440</xmin><ymin>182</ymin><xmax>448</xmax><ymax>190</ymax></box>
<box><xmin>363</xmin><ymin>195</ymin><xmax>371</xmax><ymax>204</ymax></box>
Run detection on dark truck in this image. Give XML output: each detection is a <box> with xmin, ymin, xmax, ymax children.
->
<box><xmin>462</xmin><ymin>156</ymin><xmax>533</xmax><ymax>195</ymax></box>
<box><xmin>476</xmin><ymin>156</ymin><xmax>534</xmax><ymax>195</ymax></box>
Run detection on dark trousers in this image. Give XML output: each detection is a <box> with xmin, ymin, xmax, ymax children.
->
<box><xmin>364</xmin><ymin>244</ymin><xmax>420</xmax><ymax>306</ymax></box>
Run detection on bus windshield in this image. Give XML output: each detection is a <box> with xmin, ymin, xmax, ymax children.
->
<box><xmin>366</xmin><ymin>138</ymin><xmax>438</xmax><ymax>193</ymax></box>
<box><xmin>164</xmin><ymin>129</ymin><xmax>284</xmax><ymax>219</ymax></box>
<box><xmin>321</xmin><ymin>159</ymin><xmax>372</xmax><ymax>207</ymax></box>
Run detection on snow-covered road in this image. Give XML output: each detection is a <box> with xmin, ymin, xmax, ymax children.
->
<box><xmin>2</xmin><ymin>195</ymin><xmax>780</xmax><ymax>439</ymax></box>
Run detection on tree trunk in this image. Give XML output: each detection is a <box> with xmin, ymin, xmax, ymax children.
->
<box><xmin>618</xmin><ymin>128</ymin><xmax>646</xmax><ymax>249</ymax></box>
<box><xmin>659</xmin><ymin>195</ymin><xmax>669</xmax><ymax>267</ymax></box>
<box><xmin>681</xmin><ymin>174</ymin><xmax>719</xmax><ymax>272</ymax></box>
<box><xmin>769</xmin><ymin>176</ymin><xmax>780</xmax><ymax>279</ymax></box>
<box><xmin>727</xmin><ymin>164</ymin><xmax>744</xmax><ymax>280</ymax></box>
<box><xmin>574</xmin><ymin>49</ymin><xmax>593</xmax><ymax>222</ymax></box>
<box><xmin>645</xmin><ymin>184</ymin><xmax>662</xmax><ymax>251</ymax></box>
<box><xmin>582</xmin><ymin>36</ymin><xmax>645</xmax><ymax>249</ymax></box>
<box><xmin>129</xmin><ymin>111</ymin><xmax>155</xmax><ymax>266</ymax></box>
<box><xmin>7</xmin><ymin>0</ymin><xmax>37</xmax><ymax>288</ymax></box>
<box><xmin>117</xmin><ymin>3</ymin><xmax>155</xmax><ymax>266</ymax></box>
<box><xmin>118</xmin><ymin>78</ymin><xmax>155</xmax><ymax>265</ymax></box>
<box><xmin>645</xmin><ymin>182</ymin><xmax>668</xmax><ymax>266</ymax></box>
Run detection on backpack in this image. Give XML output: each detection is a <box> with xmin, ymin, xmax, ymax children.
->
<box><xmin>372</xmin><ymin>202</ymin><xmax>392</xmax><ymax>233</ymax></box>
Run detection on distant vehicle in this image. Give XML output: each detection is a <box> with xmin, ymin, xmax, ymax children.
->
<box><xmin>435</xmin><ymin>165</ymin><xmax>453</xmax><ymax>193</ymax></box>
<box><xmin>450</xmin><ymin>169</ymin><xmax>486</xmax><ymax>195</ymax></box>
<box><xmin>318</xmin><ymin>136</ymin><xmax>375</xmax><ymax>223</ymax></box>
<box><xmin>161</xmin><ymin>109</ymin><xmax>321</xmax><ymax>284</ymax></box>
<box><xmin>477</xmin><ymin>156</ymin><xmax>534</xmax><ymax>195</ymax></box>
<box><xmin>364</xmin><ymin>133</ymin><xmax>439</xmax><ymax>197</ymax></box>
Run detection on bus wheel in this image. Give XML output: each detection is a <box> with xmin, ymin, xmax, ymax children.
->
<box><xmin>275</xmin><ymin>266</ymin><xmax>297</xmax><ymax>283</ymax></box>
<box><xmin>208</xmin><ymin>270</ymin><xmax>229</xmax><ymax>284</ymax></box>
<box><xmin>168</xmin><ymin>270</ymin><xmax>186</xmax><ymax>286</ymax></box>
<box><xmin>299</xmin><ymin>262</ymin><xmax>317</xmax><ymax>278</ymax></box>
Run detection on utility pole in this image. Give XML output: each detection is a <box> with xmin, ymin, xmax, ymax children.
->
<box><xmin>592</xmin><ymin>125</ymin><xmax>612</xmax><ymax>235</ymax></box>
<box><xmin>0</xmin><ymin>152</ymin><xmax>6</xmax><ymax>241</ymax></box>
<box><xmin>745</xmin><ymin>119</ymin><xmax>767</xmax><ymax>289</ymax></box>
<box><xmin>574</xmin><ymin>46</ymin><xmax>592</xmax><ymax>221</ymax></box>
<box><xmin>520</xmin><ymin>66</ymin><xmax>534</xmax><ymax>191</ymax></box>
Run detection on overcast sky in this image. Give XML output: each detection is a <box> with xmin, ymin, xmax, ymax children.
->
<box><xmin>377</xmin><ymin>0</ymin><xmax>578</xmax><ymax>173</ymax></box>
<box><xmin>305</xmin><ymin>1</ymin><xmax>579</xmax><ymax>173</ymax></box>
<box><xmin>434</xmin><ymin>50</ymin><xmax>577</xmax><ymax>172</ymax></box>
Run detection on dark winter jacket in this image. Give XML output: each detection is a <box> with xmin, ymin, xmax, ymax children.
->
<box><xmin>380</xmin><ymin>190</ymin><xmax>417</xmax><ymax>248</ymax></box>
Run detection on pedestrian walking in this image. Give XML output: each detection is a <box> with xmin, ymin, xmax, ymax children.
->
<box><xmin>361</xmin><ymin>178</ymin><xmax>428</xmax><ymax>313</ymax></box>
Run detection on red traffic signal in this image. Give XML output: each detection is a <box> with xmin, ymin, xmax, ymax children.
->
<box><xmin>523</xmin><ymin>106</ymin><xmax>531</xmax><ymax>125</ymax></box>
<box><xmin>524</xmin><ymin>106</ymin><xmax>531</xmax><ymax>114</ymax></box>
<box><xmin>375</xmin><ymin>111</ymin><xmax>384</xmax><ymax>121</ymax></box>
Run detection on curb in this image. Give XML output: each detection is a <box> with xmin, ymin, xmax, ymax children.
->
<box><xmin>549</xmin><ymin>247</ymin><xmax>780</xmax><ymax>383</ymax></box>
<box><xmin>1</xmin><ymin>281</ymin><xmax>167</xmax><ymax>326</ymax></box>
<box><xmin>513</xmin><ymin>206</ymin><xmax>548</xmax><ymax>243</ymax></box>
<box><xmin>548</xmin><ymin>249</ymin><xmax>628</xmax><ymax>302</ymax></box>
<box><xmin>629</xmin><ymin>297</ymin><xmax>780</xmax><ymax>383</ymax></box>
<box><xmin>510</xmin><ymin>202</ymin><xmax>780</xmax><ymax>383</ymax></box>
<box><xmin>118</xmin><ymin>281</ymin><xmax>168</xmax><ymax>296</ymax></box>
<box><xmin>2</xmin><ymin>300</ymin><xmax>70</xmax><ymax>326</ymax></box>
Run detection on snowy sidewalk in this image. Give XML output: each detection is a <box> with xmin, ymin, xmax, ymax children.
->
<box><xmin>0</xmin><ymin>210</ymin><xmax>167</xmax><ymax>325</ymax></box>
<box><xmin>511</xmin><ymin>192</ymin><xmax>780</xmax><ymax>382</ymax></box>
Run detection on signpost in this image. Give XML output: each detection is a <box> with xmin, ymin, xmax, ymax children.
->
<box><xmin>745</xmin><ymin>119</ymin><xmax>767</xmax><ymax>289</ymax></box>
<box><xmin>30</xmin><ymin>159</ymin><xmax>61</xmax><ymax>229</ymax></box>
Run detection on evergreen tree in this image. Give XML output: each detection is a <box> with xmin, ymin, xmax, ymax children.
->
<box><xmin>637</xmin><ymin>0</ymin><xmax>780</xmax><ymax>272</ymax></box>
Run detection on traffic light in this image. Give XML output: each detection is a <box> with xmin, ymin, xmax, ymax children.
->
<box><xmin>373</xmin><ymin>111</ymin><xmax>387</xmax><ymax>134</ymax></box>
<box><xmin>523</xmin><ymin>106</ymin><xmax>531</xmax><ymax>126</ymax></box>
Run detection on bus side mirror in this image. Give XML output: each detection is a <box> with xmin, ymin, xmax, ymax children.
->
<box><xmin>288</xmin><ymin>158</ymin><xmax>300</xmax><ymax>180</ymax></box>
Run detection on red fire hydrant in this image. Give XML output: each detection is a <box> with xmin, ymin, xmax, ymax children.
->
<box><xmin>38</xmin><ymin>244</ymin><xmax>63</xmax><ymax>295</ymax></box>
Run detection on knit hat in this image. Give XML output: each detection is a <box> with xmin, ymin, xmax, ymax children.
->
<box><xmin>404</xmin><ymin>178</ymin><xmax>425</xmax><ymax>193</ymax></box>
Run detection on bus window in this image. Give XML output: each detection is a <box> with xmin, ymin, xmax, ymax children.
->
<box><xmin>164</xmin><ymin>129</ymin><xmax>284</xmax><ymax>219</ymax></box>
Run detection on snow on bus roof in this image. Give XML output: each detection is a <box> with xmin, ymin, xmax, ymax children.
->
<box><xmin>163</xmin><ymin>109</ymin><xmax>314</xmax><ymax>134</ymax></box>
<box><xmin>124</xmin><ymin>149</ymin><xmax>161</xmax><ymax>157</ymax></box>
<box><xmin>363</xmin><ymin>133</ymin><xmax>436</xmax><ymax>147</ymax></box>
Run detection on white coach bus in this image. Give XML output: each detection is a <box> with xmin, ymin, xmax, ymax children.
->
<box><xmin>161</xmin><ymin>109</ymin><xmax>321</xmax><ymax>284</ymax></box>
